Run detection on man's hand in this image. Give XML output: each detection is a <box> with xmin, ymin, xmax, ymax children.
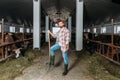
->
<box><xmin>48</xmin><ymin>30</ymin><xmax>56</xmax><ymax>38</ymax></box>
<box><xmin>48</xmin><ymin>30</ymin><xmax>51</xmax><ymax>34</ymax></box>
<box><xmin>62</xmin><ymin>44</ymin><xmax>67</xmax><ymax>53</ymax></box>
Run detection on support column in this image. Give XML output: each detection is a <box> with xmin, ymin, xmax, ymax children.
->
<box><xmin>50</xmin><ymin>21</ymin><xmax>52</xmax><ymax>31</ymax></box>
<box><xmin>68</xmin><ymin>16</ymin><xmax>72</xmax><ymax>42</ymax></box>
<box><xmin>33</xmin><ymin>0</ymin><xmax>41</xmax><ymax>50</ymax></box>
<box><xmin>45</xmin><ymin>16</ymin><xmax>49</xmax><ymax>42</ymax></box>
<box><xmin>76</xmin><ymin>0</ymin><xmax>83</xmax><ymax>51</ymax></box>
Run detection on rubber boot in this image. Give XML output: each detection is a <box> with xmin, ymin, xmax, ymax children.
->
<box><xmin>62</xmin><ymin>64</ymin><xmax>68</xmax><ymax>76</ymax></box>
<box><xmin>51</xmin><ymin>55</ymin><xmax>55</xmax><ymax>65</ymax></box>
<box><xmin>49</xmin><ymin>55</ymin><xmax>55</xmax><ymax>66</ymax></box>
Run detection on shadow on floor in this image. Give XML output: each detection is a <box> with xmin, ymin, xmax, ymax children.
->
<box><xmin>68</xmin><ymin>52</ymin><xmax>80</xmax><ymax>72</ymax></box>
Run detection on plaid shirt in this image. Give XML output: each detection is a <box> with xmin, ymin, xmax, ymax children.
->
<box><xmin>55</xmin><ymin>27</ymin><xmax>70</xmax><ymax>51</ymax></box>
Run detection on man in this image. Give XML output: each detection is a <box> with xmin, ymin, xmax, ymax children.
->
<box><xmin>48</xmin><ymin>20</ymin><xmax>70</xmax><ymax>76</ymax></box>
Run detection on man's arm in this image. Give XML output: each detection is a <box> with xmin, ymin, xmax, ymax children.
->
<box><xmin>62</xmin><ymin>30</ymin><xmax>70</xmax><ymax>52</ymax></box>
<box><xmin>65</xmin><ymin>30</ymin><xmax>70</xmax><ymax>45</ymax></box>
<box><xmin>48</xmin><ymin>30</ymin><xmax>57</xmax><ymax>38</ymax></box>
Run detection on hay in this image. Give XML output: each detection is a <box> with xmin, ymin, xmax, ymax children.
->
<box><xmin>77</xmin><ymin>50</ymin><xmax>120</xmax><ymax>80</ymax></box>
<box><xmin>0</xmin><ymin>49</ymin><xmax>43</xmax><ymax>80</ymax></box>
<box><xmin>0</xmin><ymin>47</ymin><xmax>120</xmax><ymax>80</ymax></box>
<box><xmin>0</xmin><ymin>57</ymin><xmax>30</xmax><ymax>80</ymax></box>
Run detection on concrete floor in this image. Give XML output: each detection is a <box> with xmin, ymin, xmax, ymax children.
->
<box><xmin>14</xmin><ymin>44</ymin><xmax>94</xmax><ymax>80</ymax></box>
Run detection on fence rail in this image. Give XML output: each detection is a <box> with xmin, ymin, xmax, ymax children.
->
<box><xmin>88</xmin><ymin>39</ymin><xmax>120</xmax><ymax>65</ymax></box>
<box><xmin>0</xmin><ymin>18</ymin><xmax>33</xmax><ymax>62</ymax></box>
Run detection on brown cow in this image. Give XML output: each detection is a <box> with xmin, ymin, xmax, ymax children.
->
<box><xmin>5</xmin><ymin>33</ymin><xmax>22</xmax><ymax>58</ymax></box>
<box><xmin>13</xmin><ymin>33</ymin><xmax>30</xmax><ymax>49</ymax></box>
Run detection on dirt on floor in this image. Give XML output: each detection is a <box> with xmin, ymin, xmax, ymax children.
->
<box><xmin>14</xmin><ymin>44</ymin><xmax>94</xmax><ymax>80</ymax></box>
<box><xmin>0</xmin><ymin>43</ymin><xmax>120</xmax><ymax>80</ymax></box>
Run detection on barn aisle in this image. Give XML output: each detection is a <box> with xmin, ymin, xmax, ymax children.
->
<box><xmin>14</xmin><ymin>43</ymin><xmax>94</xmax><ymax>80</ymax></box>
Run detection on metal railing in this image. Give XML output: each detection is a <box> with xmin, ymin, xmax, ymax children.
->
<box><xmin>88</xmin><ymin>39</ymin><xmax>120</xmax><ymax>65</ymax></box>
<box><xmin>0</xmin><ymin>18</ymin><xmax>33</xmax><ymax>61</ymax></box>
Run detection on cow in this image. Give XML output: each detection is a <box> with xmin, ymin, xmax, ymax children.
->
<box><xmin>83</xmin><ymin>32</ymin><xmax>97</xmax><ymax>55</ymax></box>
<box><xmin>11</xmin><ymin>33</ymin><xmax>32</xmax><ymax>56</ymax></box>
<box><xmin>5</xmin><ymin>33</ymin><xmax>22</xmax><ymax>58</ymax></box>
<box><xmin>0</xmin><ymin>32</ymin><xmax>33</xmax><ymax>59</ymax></box>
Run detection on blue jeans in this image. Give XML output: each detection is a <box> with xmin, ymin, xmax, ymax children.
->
<box><xmin>50</xmin><ymin>44</ymin><xmax>68</xmax><ymax>64</ymax></box>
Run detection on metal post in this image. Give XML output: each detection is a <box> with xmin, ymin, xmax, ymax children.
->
<box><xmin>50</xmin><ymin>21</ymin><xmax>52</xmax><ymax>32</ymax></box>
<box><xmin>111</xmin><ymin>19</ymin><xmax>114</xmax><ymax>59</ymax></box>
<box><xmin>45</xmin><ymin>16</ymin><xmax>49</xmax><ymax>42</ymax></box>
<box><xmin>23</xmin><ymin>24</ymin><xmax>25</xmax><ymax>40</ymax></box>
<box><xmin>1</xmin><ymin>18</ymin><xmax>4</xmax><ymax>58</ymax></box>
<box><xmin>111</xmin><ymin>19</ymin><xmax>114</xmax><ymax>45</ymax></box>
<box><xmin>76</xmin><ymin>0</ymin><xmax>83</xmax><ymax>51</ymax></box>
<box><xmin>33</xmin><ymin>0</ymin><xmax>41</xmax><ymax>50</ymax></box>
<box><xmin>68</xmin><ymin>16</ymin><xmax>72</xmax><ymax>42</ymax></box>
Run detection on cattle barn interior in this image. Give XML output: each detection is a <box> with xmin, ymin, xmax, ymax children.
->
<box><xmin>0</xmin><ymin>0</ymin><xmax>120</xmax><ymax>80</ymax></box>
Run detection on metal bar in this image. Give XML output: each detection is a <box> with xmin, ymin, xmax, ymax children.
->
<box><xmin>107</xmin><ymin>46</ymin><xmax>110</xmax><ymax>57</ymax></box>
<box><xmin>88</xmin><ymin>39</ymin><xmax>120</xmax><ymax>65</ymax></box>
<box><xmin>0</xmin><ymin>38</ymin><xmax>33</xmax><ymax>62</ymax></box>
<box><xmin>0</xmin><ymin>38</ymin><xmax>33</xmax><ymax>48</ymax></box>
<box><xmin>98</xmin><ymin>53</ymin><xmax>120</xmax><ymax>66</ymax></box>
<box><xmin>23</xmin><ymin>24</ymin><xmax>25</xmax><ymax>40</ymax></box>
<box><xmin>1</xmin><ymin>19</ymin><xmax>4</xmax><ymax>59</ymax></box>
<box><xmin>3</xmin><ymin>54</ymin><xmax>15</xmax><ymax>60</ymax></box>
<box><xmin>100</xmin><ymin>44</ymin><xmax>101</xmax><ymax>54</ymax></box>
<box><xmin>89</xmin><ymin>39</ymin><xmax>120</xmax><ymax>49</ymax></box>
<box><xmin>23</xmin><ymin>24</ymin><xmax>26</xmax><ymax>48</ymax></box>
<box><xmin>111</xmin><ymin>19</ymin><xmax>114</xmax><ymax>59</ymax></box>
<box><xmin>117</xmin><ymin>52</ymin><xmax>119</xmax><ymax>62</ymax></box>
